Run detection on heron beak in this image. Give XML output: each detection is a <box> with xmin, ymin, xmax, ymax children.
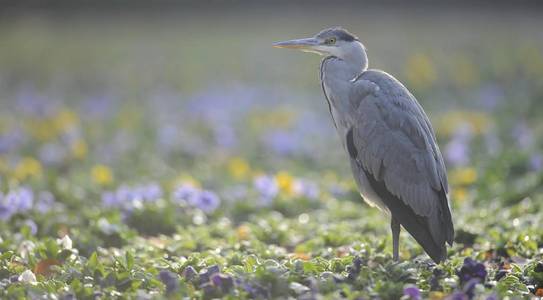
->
<box><xmin>272</xmin><ymin>38</ymin><xmax>320</xmax><ymax>50</ymax></box>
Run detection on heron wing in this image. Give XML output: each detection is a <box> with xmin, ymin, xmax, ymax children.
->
<box><xmin>348</xmin><ymin>70</ymin><xmax>454</xmax><ymax>258</ymax></box>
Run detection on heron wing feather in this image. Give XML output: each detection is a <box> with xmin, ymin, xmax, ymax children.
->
<box><xmin>349</xmin><ymin>69</ymin><xmax>454</xmax><ymax>246</ymax></box>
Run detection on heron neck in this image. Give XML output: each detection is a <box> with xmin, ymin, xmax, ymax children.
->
<box><xmin>320</xmin><ymin>49</ymin><xmax>368</xmax><ymax>127</ymax></box>
<box><xmin>324</xmin><ymin>53</ymin><xmax>367</xmax><ymax>81</ymax></box>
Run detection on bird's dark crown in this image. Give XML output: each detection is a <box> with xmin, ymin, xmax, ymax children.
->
<box><xmin>316</xmin><ymin>27</ymin><xmax>359</xmax><ymax>42</ymax></box>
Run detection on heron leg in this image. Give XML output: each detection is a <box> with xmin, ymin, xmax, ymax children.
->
<box><xmin>391</xmin><ymin>218</ymin><xmax>401</xmax><ymax>261</ymax></box>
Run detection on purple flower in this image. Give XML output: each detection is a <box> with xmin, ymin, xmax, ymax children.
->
<box><xmin>172</xmin><ymin>184</ymin><xmax>200</xmax><ymax>205</ymax></box>
<box><xmin>80</xmin><ymin>94</ymin><xmax>115</xmax><ymax>120</ymax></box>
<box><xmin>462</xmin><ymin>278</ymin><xmax>480</xmax><ymax>299</ymax></box>
<box><xmin>102</xmin><ymin>191</ymin><xmax>119</xmax><ymax>207</ymax></box>
<box><xmin>457</xmin><ymin>258</ymin><xmax>487</xmax><ymax>285</ymax></box>
<box><xmin>329</xmin><ymin>184</ymin><xmax>348</xmax><ymax>198</ymax></box>
<box><xmin>200</xmin><ymin>282</ymin><xmax>218</xmax><ymax>298</ymax></box>
<box><xmin>445</xmin><ymin>139</ymin><xmax>470</xmax><ymax>166</ymax></box>
<box><xmin>445</xmin><ymin>124</ymin><xmax>473</xmax><ymax>167</ymax></box>
<box><xmin>3</xmin><ymin>187</ymin><xmax>34</xmax><ymax>216</ymax></box>
<box><xmin>253</xmin><ymin>175</ymin><xmax>278</xmax><ymax>204</ymax></box>
<box><xmin>223</xmin><ymin>185</ymin><xmax>248</xmax><ymax>202</ymax></box>
<box><xmin>115</xmin><ymin>185</ymin><xmax>133</xmax><ymax>204</ymax></box>
<box><xmin>23</xmin><ymin>219</ymin><xmax>38</xmax><ymax>235</ymax></box>
<box><xmin>199</xmin><ymin>265</ymin><xmax>220</xmax><ymax>284</ymax></box>
<box><xmin>239</xmin><ymin>279</ymin><xmax>267</xmax><ymax>298</ymax></box>
<box><xmin>485</xmin><ymin>293</ymin><xmax>498</xmax><ymax>300</ymax></box>
<box><xmin>15</xmin><ymin>85</ymin><xmax>57</xmax><ymax>117</ymax></box>
<box><xmin>172</xmin><ymin>185</ymin><xmax>220</xmax><ymax>214</ymax></box>
<box><xmin>430</xmin><ymin>268</ymin><xmax>443</xmax><ymax>291</ymax></box>
<box><xmin>103</xmin><ymin>183</ymin><xmax>164</xmax><ymax>212</ymax></box>
<box><xmin>210</xmin><ymin>273</ymin><xmax>234</xmax><ymax>292</ymax></box>
<box><xmin>263</xmin><ymin>130</ymin><xmax>300</xmax><ymax>156</ymax></box>
<box><xmin>193</xmin><ymin>191</ymin><xmax>220</xmax><ymax>214</ymax></box>
<box><xmin>182</xmin><ymin>265</ymin><xmax>197</xmax><ymax>281</ymax></box>
<box><xmin>213</xmin><ymin>124</ymin><xmax>237</xmax><ymax>149</ymax></box>
<box><xmin>139</xmin><ymin>183</ymin><xmax>163</xmax><ymax>202</ymax></box>
<box><xmin>16</xmin><ymin>187</ymin><xmax>34</xmax><ymax>212</ymax></box>
<box><xmin>0</xmin><ymin>129</ymin><xmax>26</xmax><ymax>154</ymax></box>
<box><xmin>477</xmin><ymin>84</ymin><xmax>504</xmax><ymax>111</ymax></box>
<box><xmin>38</xmin><ymin>143</ymin><xmax>67</xmax><ymax>166</ymax></box>
<box><xmin>158</xmin><ymin>270</ymin><xmax>179</xmax><ymax>294</ymax></box>
<box><xmin>206</xmin><ymin>265</ymin><xmax>220</xmax><ymax>275</ymax></box>
<box><xmin>35</xmin><ymin>191</ymin><xmax>55</xmax><ymax>213</ymax></box>
<box><xmin>403</xmin><ymin>285</ymin><xmax>421</xmax><ymax>300</ymax></box>
<box><xmin>0</xmin><ymin>196</ymin><xmax>15</xmax><ymax>221</ymax></box>
<box><xmin>484</xmin><ymin>131</ymin><xmax>501</xmax><ymax>157</ymax></box>
<box><xmin>293</xmin><ymin>179</ymin><xmax>319</xmax><ymax>200</ymax></box>
<box><xmin>512</xmin><ymin>122</ymin><xmax>533</xmax><ymax>150</ymax></box>
<box><xmin>346</xmin><ymin>256</ymin><xmax>363</xmax><ymax>281</ymax></box>
<box><xmin>530</xmin><ymin>154</ymin><xmax>543</xmax><ymax>171</ymax></box>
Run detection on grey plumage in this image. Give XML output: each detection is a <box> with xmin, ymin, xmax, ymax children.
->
<box><xmin>316</xmin><ymin>27</ymin><xmax>359</xmax><ymax>42</ymax></box>
<box><xmin>349</xmin><ymin>70</ymin><xmax>454</xmax><ymax>262</ymax></box>
<box><xmin>274</xmin><ymin>27</ymin><xmax>454</xmax><ymax>263</ymax></box>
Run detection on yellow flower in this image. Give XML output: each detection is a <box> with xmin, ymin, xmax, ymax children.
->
<box><xmin>428</xmin><ymin>291</ymin><xmax>445</xmax><ymax>300</ymax></box>
<box><xmin>248</xmin><ymin>109</ymin><xmax>296</xmax><ymax>130</ymax></box>
<box><xmin>71</xmin><ymin>140</ymin><xmax>88</xmax><ymax>160</ymax></box>
<box><xmin>171</xmin><ymin>174</ymin><xmax>201</xmax><ymax>190</ymax></box>
<box><xmin>26</xmin><ymin>119</ymin><xmax>56</xmax><ymax>141</ymax></box>
<box><xmin>91</xmin><ymin>165</ymin><xmax>113</xmax><ymax>186</ymax></box>
<box><xmin>452</xmin><ymin>187</ymin><xmax>468</xmax><ymax>203</ymax></box>
<box><xmin>450</xmin><ymin>167</ymin><xmax>477</xmax><ymax>186</ymax></box>
<box><xmin>404</xmin><ymin>53</ymin><xmax>437</xmax><ymax>90</ymax></box>
<box><xmin>435</xmin><ymin>111</ymin><xmax>492</xmax><ymax>137</ymax></box>
<box><xmin>14</xmin><ymin>157</ymin><xmax>42</xmax><ymax>181</ymax></box>
<box><xmin>53</xmin><ymin>109</ymin><xmax>78</xmax><ymax>132</ymax></box>
<box><xmin>228</xmin><ymin>157</ymin><xmax>250</xmax><ymax>180</ymax></box>
<box><xmin>24</xmin><ymin>109</ymin><xmax>79</xmax><ymax>141</ymax></box>
<box><xmin>236</xmin><ymin>225</ymin><xmax>251</xmax><ymax>240</ymax></box>
<box><xmin>290</xmin><ymin>251</ymin><xmax>311</xmax><ymax>261</ymax></box>
<box><xmin>275</xmin><ymin>171</ymin><xmax>294</xmax><ymax>195</ymax></box>
<box><xmin>323</xmin><ymin>171</ymin><xmax>338</xmax><ymax>182</ymax></box>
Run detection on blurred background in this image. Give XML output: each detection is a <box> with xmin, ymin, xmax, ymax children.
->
<box><xmin>0</xmin><ymin>2</ymin><xmax>542</xmax><ymax>218</ymax></box>
<box><xmin>1</xmin><ymin>3</ymin><xmax>543</xmax><ymax>298</ymax></box>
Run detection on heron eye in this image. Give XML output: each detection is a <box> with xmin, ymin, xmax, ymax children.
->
<box><xmin>325</xmin><ymin>38</ymin><xmax>336</xmax><ymax>45</ymax></box>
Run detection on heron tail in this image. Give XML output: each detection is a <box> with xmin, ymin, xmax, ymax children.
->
<box><xmin>363</xmin><ymin>168</ymin><xmax>448</xmax><ymax>263</ymax></box>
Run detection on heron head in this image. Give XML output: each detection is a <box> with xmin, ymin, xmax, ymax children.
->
<box><xmin>273</xmin><ymin>27</ymin><xmax>362</xmax><ymax>59</ymax></box>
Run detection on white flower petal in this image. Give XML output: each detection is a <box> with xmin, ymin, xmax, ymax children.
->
<box><xmin>19</xmin><ymin>270</ymin><xmax>37</xmax><ymax>284</ymax></box>
<box><xmin>58</xmin><ymin>235</ymin><xmax>73</xmax><ymax>250</ymax></box>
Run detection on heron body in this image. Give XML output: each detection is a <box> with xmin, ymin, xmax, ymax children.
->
<box><xmin>274</xmin><ymin>27</ymin><xmax>454</xmax><ymax>263</ymax></box>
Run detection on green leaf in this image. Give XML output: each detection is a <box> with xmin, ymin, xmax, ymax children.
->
<box><xmin>45</xmin><ymin>239</ymin><xmax>60</xmax><ymax>259</ymax></box>
<box><xmin>244</xmin><ymin>255</ymin><xmax>259</xmax><ymax>272</ymax></box>
<box><xmin>87</xmin><ymin>252</ymin><xmax>99</xmax><ymax>270</ymax></box>
<box><xmin>126</xmin><ymin>251</ymin><xmax>134</xmax><ymax>270</ymax></box>
<box><xmin>58</xmin><ymin>249</ymin><xmax>73</xmax><ymax>261</ymax></box>
<box><xmin>0</xmin><ymin>251</ymin><xmax>14</xmax><ymax>260</ymax></box>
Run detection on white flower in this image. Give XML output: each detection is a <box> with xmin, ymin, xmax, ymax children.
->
<box><xmin>19</xmin><ymin>270</ymin><xmax>37</xmax><ymax>284</ymax></box>
<box><xmin>18</xmin><ymin>240</ymin><xmax>36</xmax><ymax>260</ymax></box>
<box><xmin>57</xmin><ymin>235</ymin><xmax>72</xmax><ymax>250</ymax></box>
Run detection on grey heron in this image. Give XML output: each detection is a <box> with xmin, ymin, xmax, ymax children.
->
<box><xmin>273</xmin><ymin>27</ymin><xmax>454</xmax><ymax>263</ymax></box>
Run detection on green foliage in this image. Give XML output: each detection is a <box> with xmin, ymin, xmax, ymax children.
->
<box><xmin>0</xmin><ymin>11</ymin><xmax>542</xmax><ymax>299</ymax></box>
